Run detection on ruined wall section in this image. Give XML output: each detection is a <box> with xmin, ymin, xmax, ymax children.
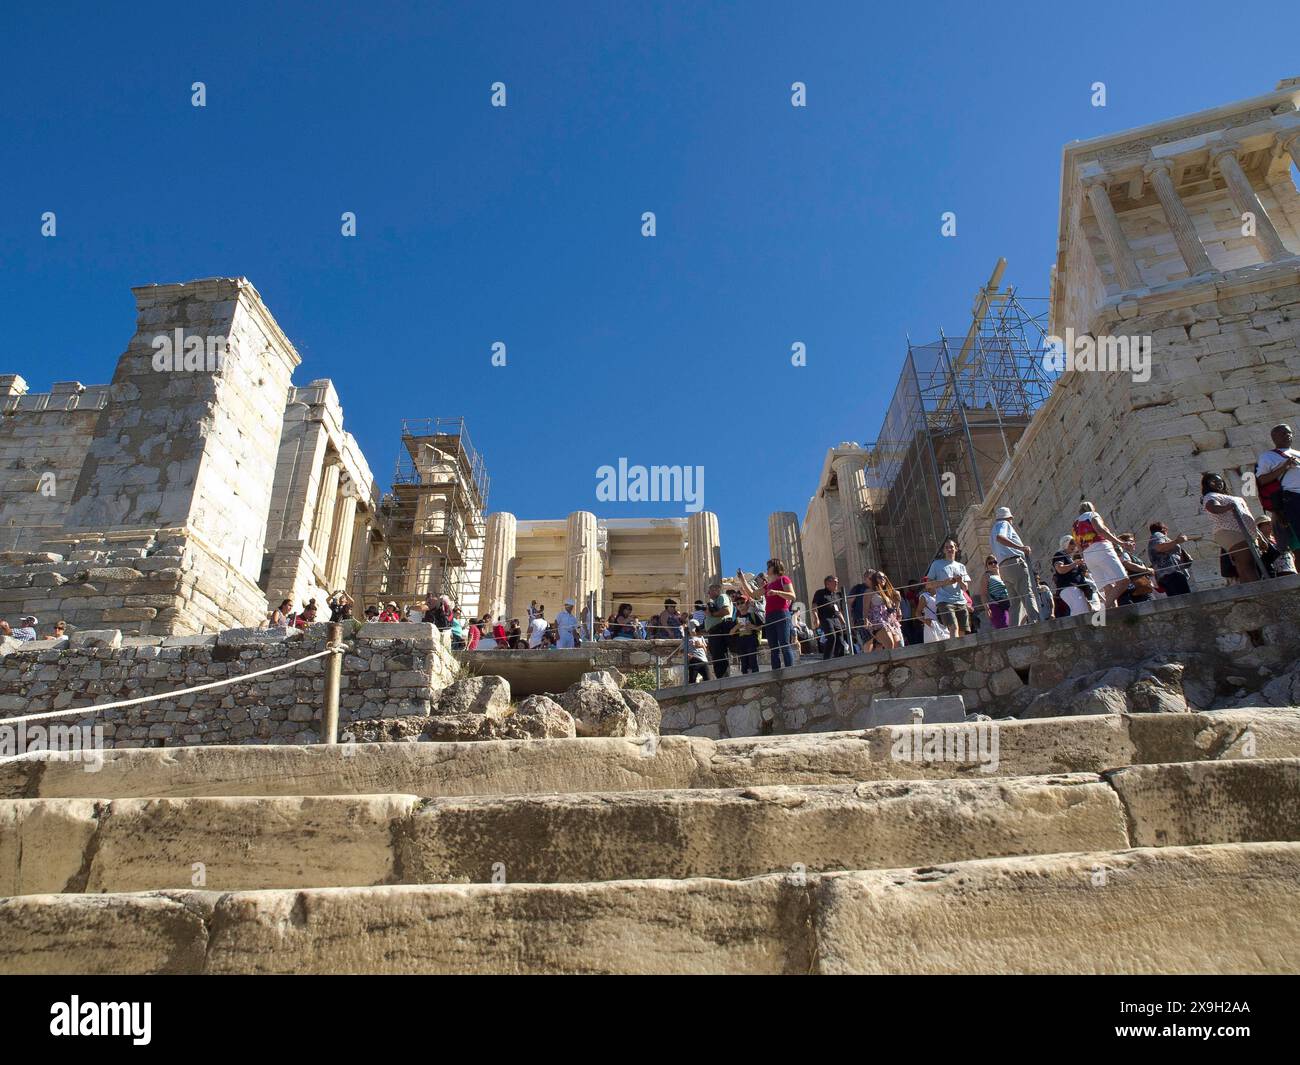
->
<box><xmin>0</xmin><ymin>379</ymin><xmax>107</xmax><ymax>553</ymax></box>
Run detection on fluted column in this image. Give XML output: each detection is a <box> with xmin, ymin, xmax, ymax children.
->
<box><xmin>324</xmin><ymin>490</ymin><xmax>357</xmax><ymax>591</ymax></box>
<box><xmin>563</xmin><ymin>511</ymin><xmax>602</xmax><ymax>611</ymax></box>
<box><xmin>1085</xmin><ymin>178</ymin><xmax>1144</xmax><ymax>291</ymax></box>
<box><xmin>308</xmin><ymin>460</ymin><xmax>340</xmax><ymax>566</ymax></box>
<box><xmin>478</xmin><ymin>511</ymin><xmax>517</xmax><ymax>622</ymax></box>
<box><xmin>832</xmin><ymin>453</ymin><xmax>870</xmax><ymax>585</ymax></box>
<box><xmin>686</xmin><ymin>510</ymin><xmax>721</xmax><ymax>605</ymax></box>
<box><xmin>1212</xmin><ymin>145</ymin><xmax>1290</xmax><ymax>262</ymax></box>
<box><xmin>767</xmin><ymin>511</ymin><xmax>809</xmax><ymax>605</ymax></box>
<box><xmin>1144</xmin><ymin>158</ymin><xmax>1214</xmax><ymax>277</ymax></box>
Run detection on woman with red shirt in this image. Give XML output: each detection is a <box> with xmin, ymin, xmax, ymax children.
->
<box><xmin>739</xmin><ymin>559</ymin><xmax>796</xmax><ymax>670</ymax></box>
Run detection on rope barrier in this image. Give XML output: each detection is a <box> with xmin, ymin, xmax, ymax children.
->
<box><xmin>0</xmin><ymin>645</ymin><xmax>342</xmax><ymax>731</ymax></box>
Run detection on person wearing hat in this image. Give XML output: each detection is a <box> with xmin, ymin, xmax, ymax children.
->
<box><xmin>13</xmin><ymin>615</ymin><xmax>39</xmax><ymax>642</ymax></box>
<box><xmin>556</xmin><ymin>598</ymin><xmax>580</xmax><ymax>648</ymax></box>
<box><xmin>990</xmin><ymin>505</ymin><xmax>1041</xmax><ymax>626</ymax></box>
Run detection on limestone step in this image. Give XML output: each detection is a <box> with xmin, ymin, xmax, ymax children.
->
<box><xmin>4</xmin><ymin>707</ymin><xmax>1297</xmax><ymax>800</ymax></box>
<box><xmin>4</xmin><ymin>759</ymin><xmax>1297</xmax><ymax>895</ymax></box>
<box><xmin>3</xmin><ymin>842</ymin><xmax>1296</xmax><ymax>974</ymax></box>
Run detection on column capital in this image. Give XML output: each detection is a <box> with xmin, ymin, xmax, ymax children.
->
<box><xmin>1141</xmin><ymin>157</ymin><xmax>1176</xmax><ymax>177</ymax></box>
<box><xmin>1278</xmin><ymin>129</ymin><xmax>1300</xmax><ymax>155</ymax></box>
<box><xmin>1209</xmin><ymin>141</ymin><xmax>1242</xmax><ymax>164</ymax></box>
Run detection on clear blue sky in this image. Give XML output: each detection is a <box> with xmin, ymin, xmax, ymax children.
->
<box><xmin>3</xmin><ymin>1</ymin><xmax>1296</xmax><ymax>572</ymax></box>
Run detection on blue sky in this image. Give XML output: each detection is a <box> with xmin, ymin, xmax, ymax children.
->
<box><xmin>2</xmin><ymin>1</ymin><xmax>1297</xmax><ymax>573</ymax></box>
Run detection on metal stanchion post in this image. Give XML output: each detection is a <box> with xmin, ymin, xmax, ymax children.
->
<box><xmin>322</xmin><ymin>622</ymin><xmax>343</xmax><ymax>745</ymax></box>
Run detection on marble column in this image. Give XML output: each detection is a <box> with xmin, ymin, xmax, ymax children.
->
<box><xmin>479</xmin><ymin>511</ymin><xmax>518</xmax><ymax>622</ymax></box>
<box><xmin>832</xmin><ymin>453</ymin><xmax>870</xmax><ymax>585</ymax></box>
<box><xmin>767</xmin><ymin>511</ymin><xmax>809</xmax><ymax>605</ymax></box>
<box><xmin>686</xmin><ymin>510</ymin><xmax>722</xmax><ymax>605</ymax></box>
<box><xmin>563</xmin><ymin>511</ymin><xmax>602</xmax><ymax>611</ymax></box>
<box><xmin>1144</xmin><ymin>158</ymin><xmax>1214</xmax><ymax>277</ymax></box>
<box><xmin>308</xmin><ymin>460</ymin><xmax>340</xmax><ymax>567</ymax></box>
<box><xmin>1085</xmin><ymin>178</ymin><xmax>1144</xmax><ymax>291</ymax></box>
<box><xmin>1212</xmin><ymin>145</ymin><xmax>1290</xmax><ymax>262</ymax></box>
<box><xmin>324</xmin><ymin>490</ymin><xmax>357</xmax><ymax>592</ymax></box>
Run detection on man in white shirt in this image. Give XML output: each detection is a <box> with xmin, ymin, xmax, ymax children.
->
<box><xmin>556</xmin><ymin>598</ymin><xmax>580</xmax><ymax>648</ymax></box>
<box><xmin>527</xmin><ymin>606</ymin><xmax>548</xmax><ymax>649</ymax></box>
<box><xmin>989</xmin><ymin>506</ymin><xmax>1041</xmax><ymax>626</ymax></box>
<box><xmin>1257</xmin><ymin>423</ymin><xmax>1300</xmax><ymax>551</ymax></box>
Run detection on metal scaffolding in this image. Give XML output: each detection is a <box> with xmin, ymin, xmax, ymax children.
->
<box><xmin>866</xmin><ymin>260</ymin><xmax>1057</xmax><ymax>586</ymax></box>
<box><xmin>353</xmin><ymin>417</ymin><xmax>490</xmax><ymax>613</ymax></box>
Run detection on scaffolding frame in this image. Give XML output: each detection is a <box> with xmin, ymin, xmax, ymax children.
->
<box><xmin>353</xmin><ymin>417</ymin><xmax>490</xmax><ymax>612</ymax></box>
<box><xmin>866</xmin><ymin>261</ymin><xmax>1057</xmax><ymax>585</ymax></box>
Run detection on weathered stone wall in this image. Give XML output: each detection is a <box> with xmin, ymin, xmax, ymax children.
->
<box><xmin>960</xmin><ymin>262</ymin><xmax>1300</xmax><ymax>586</ymax></box>
<box><xmin>654</xmin><ymin>575</ymin><xmax>1300</xmax><ymax>738</ymax></box>
<box><xmin>0</xmin><ymin>622</ymin><xmax>457</xmax><ymax>747</ymax></box>
<box><xmin>0</xmin><ymin>380</ymin><xmax>109</xmax><ymax>552</ymax></box>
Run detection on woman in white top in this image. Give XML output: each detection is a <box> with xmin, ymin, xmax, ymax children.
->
<box><xmin>919</xmin><ymin>590</ymin><xmax>950</xmax><ymax>642</ymax></box>
<box><xmin>1070</xmin><ymin>501</ymin><xmax>1129</xmax><ymax>608</ymax></box>
<box><xmin>1200</xmin><ymin>473</ymin><xmax>1261</xmax><ymax>582</ymax></box>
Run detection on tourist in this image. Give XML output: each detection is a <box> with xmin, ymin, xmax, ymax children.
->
<box><xmin>732</xmin><ymin>590</ymin><xmax>764</xmax><ymax>674</ymax></box>
<box><xmin>610</xmin><ymin>602</ymin><xmax>637</xmax><ymax>639</ymax></box>
<box><xmin>690</xmin><ymin>600</ymin><xmax>708</xmax><ymax>629</ymax></box>
<box><xmin>1256</xmin><ymin>423</ymin><xmax>1300</xmax><ymax>552</ymax></box>
<box><xmin>682</xmin><ymin>620</ymin><xmax>710</xmax><ymax>683</ymax></box>
<box><xmin>980</xmin><ymin>554</ymin><xmax>1011</xmax><ymax>629</ymax></box>
<box><xmin>527</xmin><ymin>607</ymin><xmax>548</xmax><ymax>648</ymax></box>
<box><xmin>296</xmin><ymin>600</ymin><xmax>318</xmax><ymax>627</ymax></box>
<box><xmin>492</xmin><ymin>617</ymin><xmax>509</xmax><ymax>648</ymax></box>
<box><xmin>1147</xmin><ymin>522</ymin><xmax>1196</xmax><ymax>596</ymax></box>
<box><xmin>327</xmin><ymin>590</ymin><xmax>353</xmax><ymax>622</ymax></box>
<box><xmin>379</xmin><ymin>601</ymin><xmax>401</xmax><ymax>623</ymax></box>
<box><xmin>847</xmin><ymin>569</ymin><xmax>874</xmax><ymax>652</ymax></box>
<box><xmin>1034</xmin><ymin>574</ymin><xmax>1056</xmax><ymax>619</ymax></box>
<box><xmin>466</xmin><ymin>615</ymin><xmax>482</xmax><ymax>650</ymax></box>
<box><xmin>918</xmin><ymin>589</ymin><xmax>948</xmax><ymax>642</ymax></box>
<box><xmin>989</xmin><ymin>506</ymin><xmax>1040</xmax><ymax>626</ymax></box>
<box><xmin>791</xmin><ymin>606</ymin><xmax>816</xmax><ymax>657</ymax></box>
<box><xmin>363</xmin><ymin>605</ymin><xmax>380</xmax><ymax>622</ymax></box>
<box><xmin>49</xmin><ymin>620</ymin><xmax>67</xmax><ymax>640</ymax></box>
<box><xmin>268</xmin><ymin>598</ymin><xmax>293</xmax><ymax>629</ymax></box>
<box><xmin>1255</xmin><ymin>517</ymin><xmax>1297</xmax><ymax>577</ymax></box>
<box><xmin>1071</xmin><ymin>501</ymin><xmax>1130</xmax><ymax>609</ymax></box>
<box><xmin>12</xmin><ymin>615</ymin><xmax>38</xmax><ymax>642</ymax></box>
<box><xmin>449</xmin><ymin>608</ymin><xmax>466</xmax><ymax>650</ymax></box>
<box><xmin>865</xmin><ymin>571</ymin><xmax>903</xmax><ymax>650</ymax></box>
<box><xmin>1200</xmin><ymin>473</ymin><xmax>1262</xmax><ymax>583</ymax></box>
<box><xmin>647</xmin><ymin>599</ymin><xmax>681</xmax><ymax>639</ymax></box>
<box><xmin>901</xmin><ymin>578</ymin><xmax>925</xmax><ymax>645</ymax></box>
<box><xmin>1115</xmin><ymin>533</ymin><xmax>1158</xmax><ymax>605</ymax></box>
<box><xmin>925</xmin><ymin>537</ymin><xmax>971</xmax><ymax>636</ymax></box>
<box><xmin>738</xmin><ymin>559</ymin><xmax>796</xmax><ymax>670</ymax></box>
<box><xmin>507</xmin><ymin>618</ymin><xmax>523</xmax><ymax>649</ymax></box>
<box><xmin>811</xmin><ymin>575</ymin><xmax>850</xmax><ymax>659</ymax></box>
<box><xmin>1052</xmin><ymin>534</ymin><xmax>1099</xmax><ymax>616</ymax></box>
<box><xmin>703</xmin><ymin>581</ymin><xmax>736</xmax><ymax>677</ymax></box>
<box><xmin>556</xmin><ymin>598</ymin><xmax>581</xmax><ymax>648</ymax></box>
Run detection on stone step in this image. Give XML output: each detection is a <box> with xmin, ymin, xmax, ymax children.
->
<box><xmin>4</xmin><ymin>707</ymin><xmax>1297</xmax><ymax>800</ymax></box>
<box><xmin>4</xmin><ymin>759</ymin><xmax>1298</xmax><ymax>895</ymax></box>
<box><xmin>3</xmin><ymin>842</ymin><xmax>1296</xmax><ymax>974</ymax></box>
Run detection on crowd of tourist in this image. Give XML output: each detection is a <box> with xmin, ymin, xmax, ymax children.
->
<box><xmin>15</xmin><ymin>427</ymin><xmax>1295</xmax><ymax>676</ymax></box>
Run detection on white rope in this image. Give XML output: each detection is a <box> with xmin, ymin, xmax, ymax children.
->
<box><xmin>0</xmin><ymin>645</ymin><xmax>342</xmax><ymax>729</ymax></box>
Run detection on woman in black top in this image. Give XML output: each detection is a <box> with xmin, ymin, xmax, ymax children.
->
<box><xmin>1052</xmin><ymin>534</ymin><xmax>1096</xmax><ymax>616</ymax></box>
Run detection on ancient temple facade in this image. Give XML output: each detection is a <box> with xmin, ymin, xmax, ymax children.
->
<box><xmin>477</xmin><ymin>510</ymin><xmax>723</xmax><ymax>621</ymax></box>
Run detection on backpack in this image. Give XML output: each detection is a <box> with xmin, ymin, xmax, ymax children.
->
<box><xmin>1259</xmin><ymin>449</ymin><xmax>1289</xmax><ymax>511</ymax></box>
